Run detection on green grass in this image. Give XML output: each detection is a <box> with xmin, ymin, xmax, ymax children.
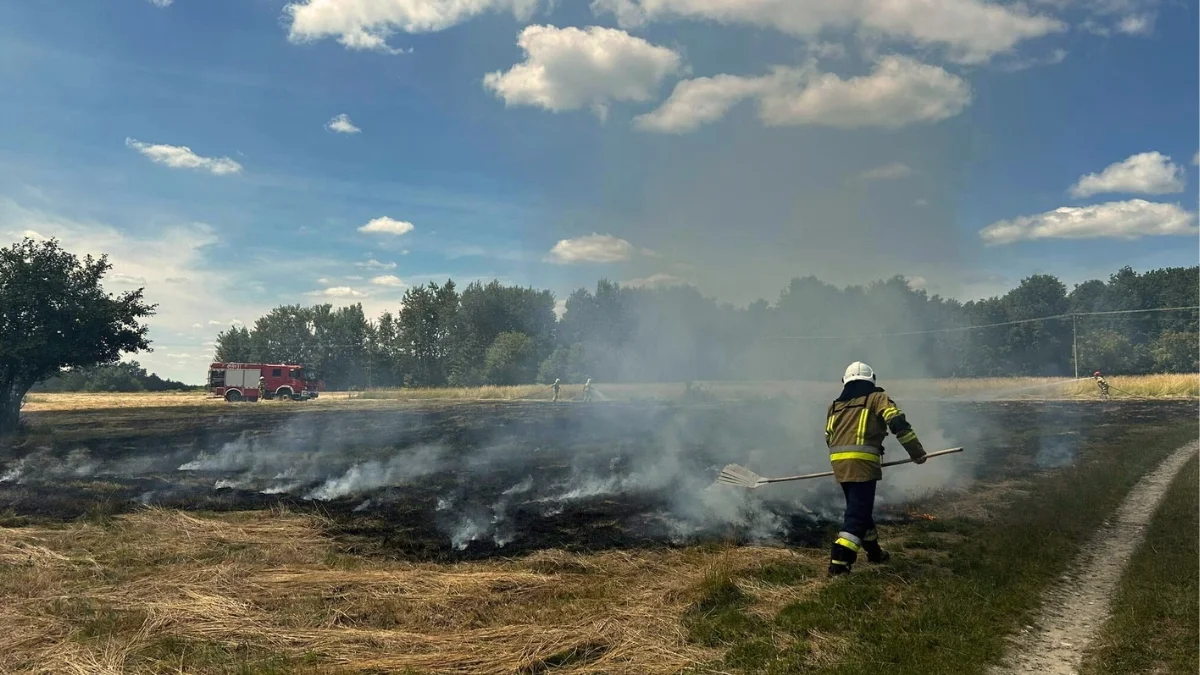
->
<box><xmin>682</xmin><ymin>420</ymin><xmax>1198</xmax><ymax>674</ymax></box>
<box><xmin>1080</xmin><ymin>454</ymin><xmax>1199</xmax><ymax>675</ymax></box>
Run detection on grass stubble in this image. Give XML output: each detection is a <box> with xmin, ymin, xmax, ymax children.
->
<box><xmin>0</xmin><ymin>506</ymin><xmax>830</xmax><ymax>674</ymax></box>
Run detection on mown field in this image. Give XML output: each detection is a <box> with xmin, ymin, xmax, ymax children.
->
<box><xmin>20</xmin><ymin>373</ymin><xmax>1200</xmax><ymax>413</ymax></box>
<box><xmin>0</xmin><ymin>392</ymin><xmax>1195</xmax><ymax>673</ymax></box>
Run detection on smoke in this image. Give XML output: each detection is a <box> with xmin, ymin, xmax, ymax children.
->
<box><xmin>305</xmin><ymin>444</ymin><xmax>443</xmax><ymax>500</ymax></box>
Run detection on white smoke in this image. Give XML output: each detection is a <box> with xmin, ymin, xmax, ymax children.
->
<box><xmin>305</xmin><ymin>444</ymin><xmax>443</xmax><ymax>501</ymax></box>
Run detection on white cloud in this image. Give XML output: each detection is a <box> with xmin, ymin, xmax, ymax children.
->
<box><xmin>326</xmin><ymin>114</ymin><xmax>362</xmax><ymax>134</ymax></box>
<box><xmin>593</xmin><ymin>0</ymin><xmax>1064</xmax><ymax>64</ymax></box>
<box><xmin>149</xmin><ymin>0</ymin><xmax>173</xmax><ymax>6</ymax></box>
<box><xmin>370</xmin><ymin>274</ymin><xmax>406</xmax><ymax>287</ymax></box>
<box><xmin>356</xmin><ymin>258</ymin><xmax>397</xmax><ymax>270</ymax></box>
<box><xmin>358</xmin><ymin>216</ymin><xmax>415</xmax><ymax>235</ymax></box>
<box><xmin>996</xmin><ymin>48</ymin><xmax>1068</xmax><ymax>73</ymax></box>
<box><xmin>1116</xmin><ymin>13</ymin><xmax>1153</xmax><ymax>35</ymax></box>
<box><xmin>1192</xmin><ymin>151</ymin><xmax>1198</xmax><ymax>167</ymax></box>
<box><xmin>859</xmin><ymin>162</ymin><xmax>915</xmax><ymax>181</ymax></box>
<box><xmin>125</xmin><ymin>138</ymin><xmax>242</xmax><ymax>175</ymax></box>
<box><xmin>624</xmin><ymin>273</ymin><xmax>687</xmax><ymax>288</ymax></box>
<box><xmin>553</xmin><ymin>299</ymin><xmax>567</xmax><ymax>319</ymax></box>
<box><xmin>546</xmin><ymin>233</ymin><xmax>635</xmax><ymax>264</ymax></box>
<box><xmin>1069</xmin><ymin>151</ymin><xmax>1186</xmax><ymax>198</ymax></box>
<box><xmin>633</xmin><ymin>73</ymin><xmax>767</xmax><ymax>133</ymax></box>
<box><xmin>980</xmin><ymin>199</ymin><xmax>1197</xmax><ymax>245</ymax></box>
<box><xmin>285</xmin><ymin>0</ymin><xmax>539</xmax><ymax>52</ymax></box>
<box><xmin>306</xmin><ymin>286</ymin><xmax>370</xmax><ymax>298</ymax></box>
<box><xmin>914</xmin><ymin>198</ymin><xmax>929</xmax><ymax>207</ymax></box>
<box><xmin>483</xmin><ymin>25</ymin><xmax>683</xmax><ymax>118</ymax></box>
<box><xmin>636</xmin><ymin>56</ymin><xmax>971</xmax><ymax>133</ymax></box>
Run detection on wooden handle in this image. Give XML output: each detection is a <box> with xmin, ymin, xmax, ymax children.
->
<box><xmin>762</xmin><ymin>447</ymin><xmax>964</xmax><ymax>484</ymax></box>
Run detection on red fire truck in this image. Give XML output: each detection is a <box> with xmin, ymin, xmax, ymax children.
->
<box><xmin>207</xmin><ymin>362</ymin><xmax>322</xmax><ymax>402</ymax></box>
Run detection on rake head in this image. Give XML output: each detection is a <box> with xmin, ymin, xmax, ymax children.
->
<box><xmin>717</xmin><ymin>463</ymin><xmax>766</xmax><ymax>488</ymax></box>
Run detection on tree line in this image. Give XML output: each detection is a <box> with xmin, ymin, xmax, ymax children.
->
<box><xmin>213</xmin><ymin>267</ymin><xmax>1199</xmax><ymax>389</ymax></box>
<box><xmin>32</xmin><ymin>361</ymin><xmax>193</xmax><ymax>393</ymax></box>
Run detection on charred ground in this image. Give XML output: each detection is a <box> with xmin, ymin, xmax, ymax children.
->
<box><xmin>2</xmin><ymin>398</ymin><xmax>1192</xmax><ymax>561</ymax></box>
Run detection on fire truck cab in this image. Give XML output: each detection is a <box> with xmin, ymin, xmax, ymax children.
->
<box><xmin>208</xmin><ymin>362</ymin><xmax>322</xmax><ymax>402</ymax></box>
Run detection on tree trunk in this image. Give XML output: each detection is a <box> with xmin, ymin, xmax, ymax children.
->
<box><xmin>0</xmin><ymin>380</ymin><xmax>25</xmax><ymax>435</ymax></box>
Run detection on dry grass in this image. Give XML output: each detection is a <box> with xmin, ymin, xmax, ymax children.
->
<box><xmin>21</xmin><ymin>374</ymin><xmax>1197</xmax><ymax>413</ymax></box>
<box><xmin>0</xmin><ymin>508</ymin><xmax>824</xmax><ymax>674</ymax></box>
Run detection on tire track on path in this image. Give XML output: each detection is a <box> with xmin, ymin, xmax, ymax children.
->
<box><xmin>990</xmin><ymin>440</ymin><xmax>1199</xmax><ymax>675</ymax></box>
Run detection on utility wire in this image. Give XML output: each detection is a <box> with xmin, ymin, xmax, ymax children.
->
<box><xmin>767</xmin><ymin>305</ymin><xmax>1199</xmax><ymax>341</ymax></box>
<box><xmin>147</xmin><ymin>305</ymin><xmax>1199</xmax><ymax>348</ymax></box>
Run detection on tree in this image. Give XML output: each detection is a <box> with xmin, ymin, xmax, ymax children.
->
<box><xmin>484</xmin><ymin>332</ymin><xmax>537</xmax><ymax>385</ymax></box>
<box><xmin>0</xmin><ymin>237</ymin><xmax>155</xmax><ymax>432</ymax></box>
<box><xmin>1151</xmin><ymin>331</ymin><xmax>1199</xmax><ymax>373</ymax></box>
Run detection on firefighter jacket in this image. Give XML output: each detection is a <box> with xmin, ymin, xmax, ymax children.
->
<box><xmin>825</xmin><ymin>386</ymin><xmax>926</xmax><ymax>483</ymax></box>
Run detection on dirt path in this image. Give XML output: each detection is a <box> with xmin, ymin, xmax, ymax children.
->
<box><xmin>991</xmin><ymin>441</ymin><xmax>1199</xmax><ymax>675</ymax></box>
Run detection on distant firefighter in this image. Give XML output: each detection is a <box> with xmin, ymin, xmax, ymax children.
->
<box><xmin>582</xmin><ymin>378</ymin><xmax>593</xmax><ymax>402</ymax></box>
<box><xmin>552</xmin><ymin>378</ymin><xmax>561</xmax><ymax>402</ymax></box>
<box><xmin>1093</xmin><ymin>371</ymin><xmax>1110</xmax><ymax>401</ymax></box>
<box><xmin>257</xmin><ymin>375</ymin><xmax>267</xmax><ymax>402</ymax></box>
<box><xmin>825</xmin><ymin>361</ymin><xmax>927</xmax><ymax>577</ymax></box>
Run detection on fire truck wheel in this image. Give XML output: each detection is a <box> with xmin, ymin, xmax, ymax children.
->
<box><xmin>276</xmin><ymin>389</ymin><xmax>293</xmax><ymax>401</ymax></box>
<box><xmin>225</xmin><ymin>390</ymin><xmax>243</xmax><ymax>403</ymax></box>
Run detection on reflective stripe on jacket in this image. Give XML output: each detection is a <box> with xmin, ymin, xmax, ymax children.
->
<box><xmin>825</xmin><ymin>388</ymin><xmax>926</xmax><ymax>483</ymax></box>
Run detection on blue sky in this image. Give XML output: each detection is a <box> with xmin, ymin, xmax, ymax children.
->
<box><xmin>0</xmin><ymin>0</ymin><xmax>1196</xmax><ymax>382</ymax></box>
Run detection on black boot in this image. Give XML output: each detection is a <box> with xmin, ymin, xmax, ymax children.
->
<box><xmin>829</xmin><ymin>542</ymin><xmax>857</xmax><ymax>576</ymax></box>
<box><xmin>864</xmin><ymin>542</ymin><xmax>890</xmax><ymax>563</ymax></box>
<box><xmin>864</xmin><ymin>529</ymin><xmax>889</xmax><ymax>563</ymax></box>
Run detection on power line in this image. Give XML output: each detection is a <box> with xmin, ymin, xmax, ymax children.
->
<box><xmin>767</xmin><ymin>305</ymin><xmax>1200</xmax><ymax>341</ymax></box>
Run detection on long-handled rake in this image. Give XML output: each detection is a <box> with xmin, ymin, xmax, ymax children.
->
<box><xmin>718</xmin><ymin>447</ymin><xmax>964</xmax><ymax>489</ymax></box>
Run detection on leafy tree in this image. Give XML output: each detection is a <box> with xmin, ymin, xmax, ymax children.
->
<box><xmin>214</xmin><ymin>326</ymin><xmax>255</xmax><ymax>362</ymax></box>
<box><xmin>1151</xmin><ymin>331</ymin><xmax>1199</xmax><ymax>373</ymax></box>
<box><xmin>0</xmin><ymin>237</ymin><xmax>155</xmax><ymax>432</ymax></box>
<box><xmin>484</xmin><ymin>332</ymin><xmax>537</xmax><ymax>385</ymax></box>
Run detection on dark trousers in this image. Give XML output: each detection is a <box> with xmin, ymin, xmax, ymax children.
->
<box><xmin>840</xmin><ymin>480</ymin><xmax>877</xmax><ymax>540</ymax></box>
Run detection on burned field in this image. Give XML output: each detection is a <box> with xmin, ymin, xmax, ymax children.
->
<box><xmin>1</xmin><ymin>396</ymin><xmax>1196</xmax><ymax>674</ymax></box>
<box><xmin>2</xmin><ymin>398</ymin><xmax>1192</xmax><ymax>560</ymax></box>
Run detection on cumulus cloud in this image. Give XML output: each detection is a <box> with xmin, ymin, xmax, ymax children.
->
<box><xmin>633</xmin><ymin>73</ymin><xmax>767</xmax><ymax>133</ymax></box>
<box><xmin>356</xmin><ymin>258</ymin><xmax>397</xmax><ymax>270</ymax></box>
<box><xmin>125</xmin><ymin>138</ymin><xmax>242</xmax><ymax>175</ymax></box>
<box><xmin>148</xmin><ymin>0</ymin><xmax>173</xmax><ymax>6</ymax></box>
<box><xmin>980</xmin><ymin>199</ymin><xmax>1197</xmax><ymax>245</ymax></box>
<box><xmin>370</xmin><ymin>275</ymin><xmax>406</xmax><ymax>287</ymax></box>
<box><xmin>636</xmin><ymin>56</ymin><xmax>971</xmax><ymax>133</ymax></box>
<box><xmin>859</xmin><ymin>162</ymin><xmax>915</xmax><ymax>181</ymax></box>
<box><xmin>358</xmin><ymin>216</ymin><xmax>415</xmax><ymax>235</ymax></box>
<box><xmin>285</xmin><ymin>0</ymin><xmax>539</xmax><ymax>52</ymax></box>
<box><xmin>624</xmin><ymin>273</ymin><xmax>687</xmax><ymax>288</ymax></box>
<box><xmin>592</xmin><ymin>0</ymin><xmax>1064</xmax><ymax>64</ymax></box>
<box><xmin>326</xmin><ymin>114</ymin><xmax>362</xmax><ymax>133</ymax></box>
<box><xmin>307</xmin><ymin>286</ymin><xmax>370</xmax><ymax>298</ymax></box>
<box><xmin>546</xmin><ymin>233</ymin><xmax>635</xmax><ymax>264</ymax></box>
<box><xmin>1069</xmin><ymin>151</ymin><xmax>1186</xmax><ymax>198</ymax></box>
<box><xmin>483</xmin><ymin>25</ymin><xmax>682</xmax><ymax>118</ymax></box>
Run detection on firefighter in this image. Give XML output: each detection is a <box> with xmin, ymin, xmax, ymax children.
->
<box><xmin>257</xmin><ymin>375</ymin><xmax>268</xmax><ymax>402</ymax></box>
<box><xmin>1093</xmin><ymin>371</ymin><xmax>1110</xmax><ymax>401</ymax></box>
<box><xmin>582</xmin><ymin>378</ymin><xmax>593</xmax><ymax>402</ymax></box>
<box><xmin>825</xmin><ymin>361</ymin><xmax>927</xmax><ymax>576</ymax></box>
<box><xmin>552</xmin><ymin>378</ymin><xmax>561</xmax><ymax>402</ymax></box>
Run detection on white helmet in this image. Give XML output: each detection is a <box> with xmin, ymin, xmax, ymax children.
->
<box><xmin>842</xmin><ymin>361</ymin><xmax>876</xmax><ymax>384</ymax></box>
